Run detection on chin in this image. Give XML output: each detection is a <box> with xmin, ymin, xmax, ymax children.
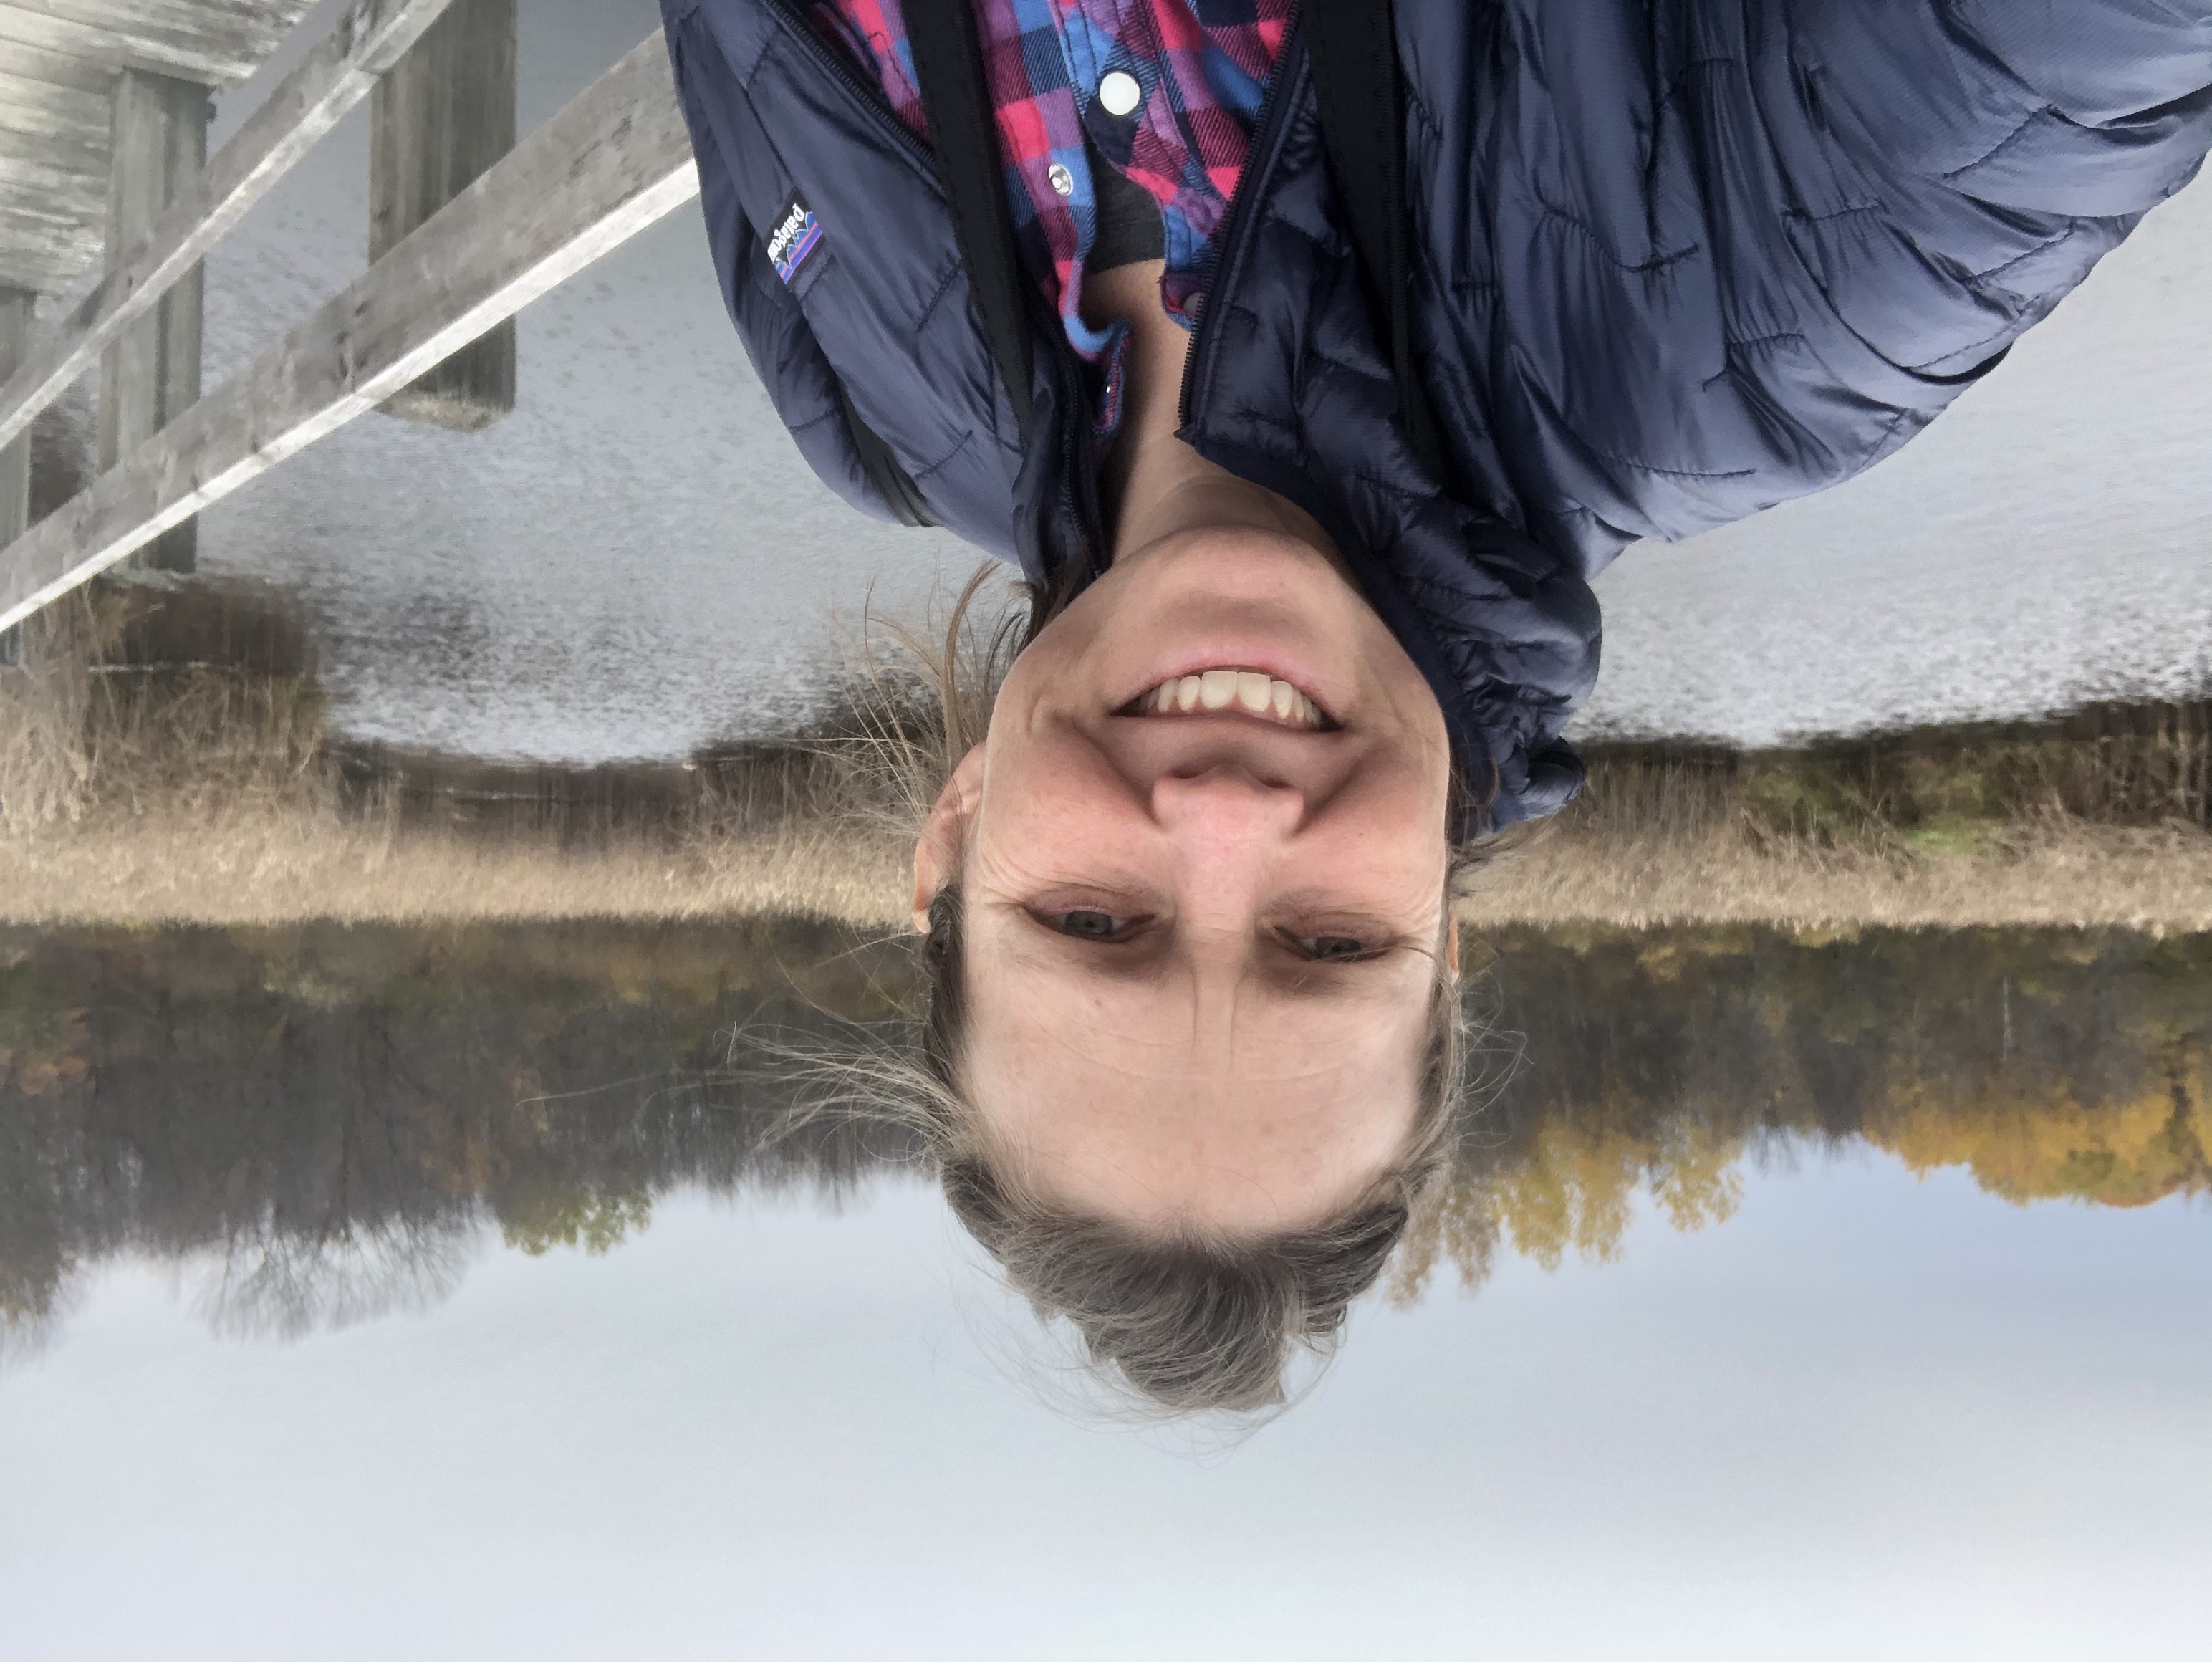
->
<box><xmin>1141</xmin><ymin>521</ymin><xmax>1329</xmax><ymax>572</ymax></box>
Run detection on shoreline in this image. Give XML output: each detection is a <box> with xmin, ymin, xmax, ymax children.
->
<box><xmin>6</xmin><ymin>810</ymin><xmax>2208</xmax><ymax>933</ymax></box>
<box><xmin>9</xmin><ymin>765</ymin><xmax>2203</xmax><ymax>938</ymax></box>
<box><xmin>2</xmin><ymin>577</ymin><xmax>2208</xmax><ymax>933</ymax></box>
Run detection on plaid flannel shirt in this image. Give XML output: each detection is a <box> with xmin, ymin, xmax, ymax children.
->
<box><xmin>812</xmin><ymin>0</ymin><xmax>1292</xmax><ymax>377</ymax></box>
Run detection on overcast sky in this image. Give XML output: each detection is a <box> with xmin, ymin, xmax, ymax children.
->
<box><xmin>5</xmin><ymin>1155</ymin><xmax>2211</xmax><ymax>1661</ymax></box>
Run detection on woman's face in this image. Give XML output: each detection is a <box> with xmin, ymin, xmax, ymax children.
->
<box><xmin>913</xmin><ymin>524</ymin><xmax>1458</xmax><ymax>1236</ymax></box>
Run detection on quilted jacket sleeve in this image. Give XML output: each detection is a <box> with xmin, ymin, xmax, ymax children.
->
<box><xmin>1780</xmin><ymin>0</ymin><xmax>2212</xmax><ymax>375</ymax></box>
<box><xmin>1799</xmin><ymin>0</ymin><xmax>2212</xmax><ymax>221</ymax></box>
<box><xmin>1405</xmin><ymin>0</ymin><xmax>2212</xmax><ymax>576</ymax></box>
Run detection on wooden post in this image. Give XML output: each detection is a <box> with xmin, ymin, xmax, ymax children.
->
<box><xmin>370</xmin><ymin>0</ymin><xmax>517</xmax><ymax>430</ymax></box>
<box><xmin>0</xmin><ymin>288</ymin><xmax>27</xmax><ymax>668</ymax></box>
<box><xmin>100</xmin><ymin>69</ymin><xmax>211</xmax><ymax>575</ymax></box>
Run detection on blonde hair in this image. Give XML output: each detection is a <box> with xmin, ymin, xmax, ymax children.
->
<box><xmin>822</xmin><ymin>565</ymin><xmax>1478</xmax><ymax>1413</ymax></box>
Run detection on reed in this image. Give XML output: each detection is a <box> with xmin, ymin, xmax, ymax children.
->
<box><xmin>1451</xmin><ymin>715</ymin><xmax>2212</xmax><ymax>931</ymax></box>
<box><xmin>1582</xmin><ymin>706</ymin><xmax>2211</xmax><ymax>855</ymax></box>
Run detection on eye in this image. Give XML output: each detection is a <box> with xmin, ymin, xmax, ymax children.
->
<box><xmin>1274</xmin><ymin>920</ymin><xmax>1399</xmax><ymax>962</ymax></box>
<box><xmin>1026</xmin><ymin>898</ymin><xmax>1155</xmax><ymax>944</ymax></box>
<box><xmin>1057</xmin><ymin>909</ymin><xmax>1125</xmax><ymax>940</ymax></box>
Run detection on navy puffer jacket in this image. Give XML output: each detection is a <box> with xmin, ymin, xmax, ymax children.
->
<box><xmin>661</xmin><ymin>0</ymin><xmax>2212</xmax><ymax>827</ymax></box>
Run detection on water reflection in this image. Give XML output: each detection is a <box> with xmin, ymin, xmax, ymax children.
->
<box><xmin>0</xmin><ymin>921</ymin><xmax>923</xmax><ymax>1348</ymax></box>
<box><xmin>1406</xmin><ymin>927</ymin><xmax>2212</xmax><ymax>1298</ymax></box>
<box><xmin>2</xmin><ymin>921</ymin><xmax>2204</xmax><ymax>1350</ymax></box>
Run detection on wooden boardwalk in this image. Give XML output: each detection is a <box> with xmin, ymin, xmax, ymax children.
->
<box><xmin>0</xmin><ymin>0</ymin><xmax>317</xmax><ymax>296</ymax></box>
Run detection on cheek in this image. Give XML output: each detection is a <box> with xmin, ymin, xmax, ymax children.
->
<box><xmin>973</xmin><ymin>723</ymin><xmax>1145</xmax><ymax>875</ymax></box>
<box><xmin>1323</xmin><ymin>760</ymin><xmax>1453</xmax><ymax>891</ymax></box>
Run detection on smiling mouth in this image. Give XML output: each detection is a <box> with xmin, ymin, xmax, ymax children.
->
<box><xmin>1127</xmin><ymin>668</ymin><xmax>1330</xmax><ymax>730</ymax></box>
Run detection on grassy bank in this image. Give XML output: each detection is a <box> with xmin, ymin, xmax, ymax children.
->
<box><xmin>1467</xmin><ymin>709</ymin><xmax>2212</xmax><ymax>931</ymax></box>
<box><xmin>1</xmin><ymin>578</ymin><xmax>2208</xmax><ymax>930</ymax></box>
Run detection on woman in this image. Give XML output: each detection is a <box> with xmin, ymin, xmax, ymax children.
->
<box><xmin>661</xmin><ymin>0</ymin><xmax>2212</xmax><ymax>1408</ymax></box>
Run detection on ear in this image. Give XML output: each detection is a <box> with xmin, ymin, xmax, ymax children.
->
<box><xmin>1446</xmin><ymin>913</ymin><xmax>1461</xmax><ymax>974</ymax></box>
<box><xmin>913</xmin><ymin>743</ymin><xmax>986</xmax><ymax>933</ymax></box>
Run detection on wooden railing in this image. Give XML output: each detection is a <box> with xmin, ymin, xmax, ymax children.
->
<box><xmin>0</xmin><ymin>1</ymin><xmax>700</xmax><ymax>638</ymax></box>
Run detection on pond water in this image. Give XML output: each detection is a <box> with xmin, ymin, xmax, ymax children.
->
<box><xmin>3</xmin><ymin>921</ymin><xmax>2208</xmax><ymax>1658</ymax></box>
<box><xmin>122</xmin><ymin>0</ymin><xmax>2210</xmax><ymax>764</ymax></box>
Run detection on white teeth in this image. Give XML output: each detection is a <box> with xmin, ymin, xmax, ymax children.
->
<box><xmin>1137</xmin><ymin>670</ymin><xmax>1327</xmax><ymax>729</ymax></box>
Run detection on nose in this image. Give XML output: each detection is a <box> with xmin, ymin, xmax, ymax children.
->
<box><xmin>1150</xmin><ymin>764</ymin><xmax>1306</xmax><ymax>846</ymax></box>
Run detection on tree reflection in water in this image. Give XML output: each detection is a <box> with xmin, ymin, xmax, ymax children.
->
<box><xmin>0</xmin><ymin>920</ymin><xmax>925</xmax><ymax>1350</ymax></box>
<box><xmin>1398</xmin><ymin>927</ymin><xmax>2212</xmax><ymax>1299</ymax></box>
<box><xmin>1</xmin><ymin>921</ymin><xmax>2205</xmax><ymax>1348</ymax></box>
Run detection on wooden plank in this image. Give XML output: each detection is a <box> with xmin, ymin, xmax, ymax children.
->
<box><xmin>0</xmin><ymin>34</ymin><xmax>116</xmax><ymax>95</ymax></box>
<box><xmin>0</xmin><ymin>64</ymin><xmax>112</xmax><ymax>143</ymax></box>
<box><xmin>102</xmin><ymin>68</ymin><xmax>208</xmax><ymax>572</ymax></box>
<box><xmin>0</xmin><ymin>0</ymin><xmax>312</xmax><ymax>87</ymax></box>
<box><xmin>0</xmin><ymin>290</ymin><xmax>26</xmax><ymax>543</ymax></box>
<box><xmin>370</xmin><ymin>0</ymin><xmax>514</xmax><ymax>430</ymax></box>
<box><xmin>0</xmin><ymin>255</ymin><xmax>95</xmax><ymax>294</ymax></box>
<box><xmin>0</xmin><ymin>287</ymin><xmax>24</xmax><ymax>666</ymax></box>
<box><xmin>0</xmin><ymin>157</ymin><xmax>103</xmax><ymax>208</ymax></box>
<box><xmin>0</xmin><ymin>174</ymin><xmax>101</xmax><ymax>229</ymax></box>
<box><xmin>0</xmin><ymin>0</ymin><xmax>458</xmax><ymax>455</ymax></box>
<box><xmin>0</xmin><ymin>31</ymin><xmax>701</xmax><ymax>635</ymax></box>
<box><xmin>0</xmin><ymin>198</ymin><xmax>100</xmax><ymax>295</ymax></box>
<box><xmin>0</xmin><ymin>191</ymin><xmax>101</xmax><ymax>250</ymax></box>
<box><xmin>0</xmin><ymin>123</ymin><xmax>107</xmax><ymax>185</ymax></box>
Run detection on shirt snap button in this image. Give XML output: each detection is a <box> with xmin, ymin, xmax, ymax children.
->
<box><xmin>1097</xmin><ymin>70</ymin><xmax>1142</xmax><ymax>117</ymax></box>
<box><xmin>1047</xmin><ymin>162</ymin><xmax>1074</xmax><ymax>196</ymax></box>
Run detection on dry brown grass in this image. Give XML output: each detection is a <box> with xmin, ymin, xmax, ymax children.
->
<box><xmin>3</xmin><ymin>579</ymin><xmax>2208</xmax><ymax>931</ymax></box>
<box><xmin>0</xmin><ymin>580</ymin><xmax>914</xmax><ymax>929</ymax></box>
<box><xmin>0</xmin><ymin>818</ymin><xmax>911</xmax><ymax>928</ymax></box>
<box><xmin>1456</xmin><ymin>734</ymin><xmax>2212</xmax><ymax>931</ymax></box>
<box><xmin>1458</xmin><ymin>811</ymin><xmax>2212</xmax><ymax>931</ymax></box>
<box><xmin>0</xmin><ymin>595</ymin><xmax>99</xmax><ymax>836</ymax></box>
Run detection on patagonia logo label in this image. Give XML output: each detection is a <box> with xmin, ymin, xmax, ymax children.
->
<box><xmin>766</xmin><ymin>189</ymin><xmax>824</xmax><ymax>285</ymax></box>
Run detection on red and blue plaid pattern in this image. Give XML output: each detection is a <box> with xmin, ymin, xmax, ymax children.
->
<box><xmin>813</xmin><ymin>0</ymin><xmax>1290</xmax><ymax>363</ymax></box>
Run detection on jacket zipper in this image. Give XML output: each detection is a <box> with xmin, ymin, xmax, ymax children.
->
<box><xmin>769</xmin><ymin>0</ymin><xmax>938</xmax><ymax>174</ymax></box>
<box><xmin>1178</xmin><ymin>4</ymin><xmax>1306</xmax><ymax>428</ymax></box>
